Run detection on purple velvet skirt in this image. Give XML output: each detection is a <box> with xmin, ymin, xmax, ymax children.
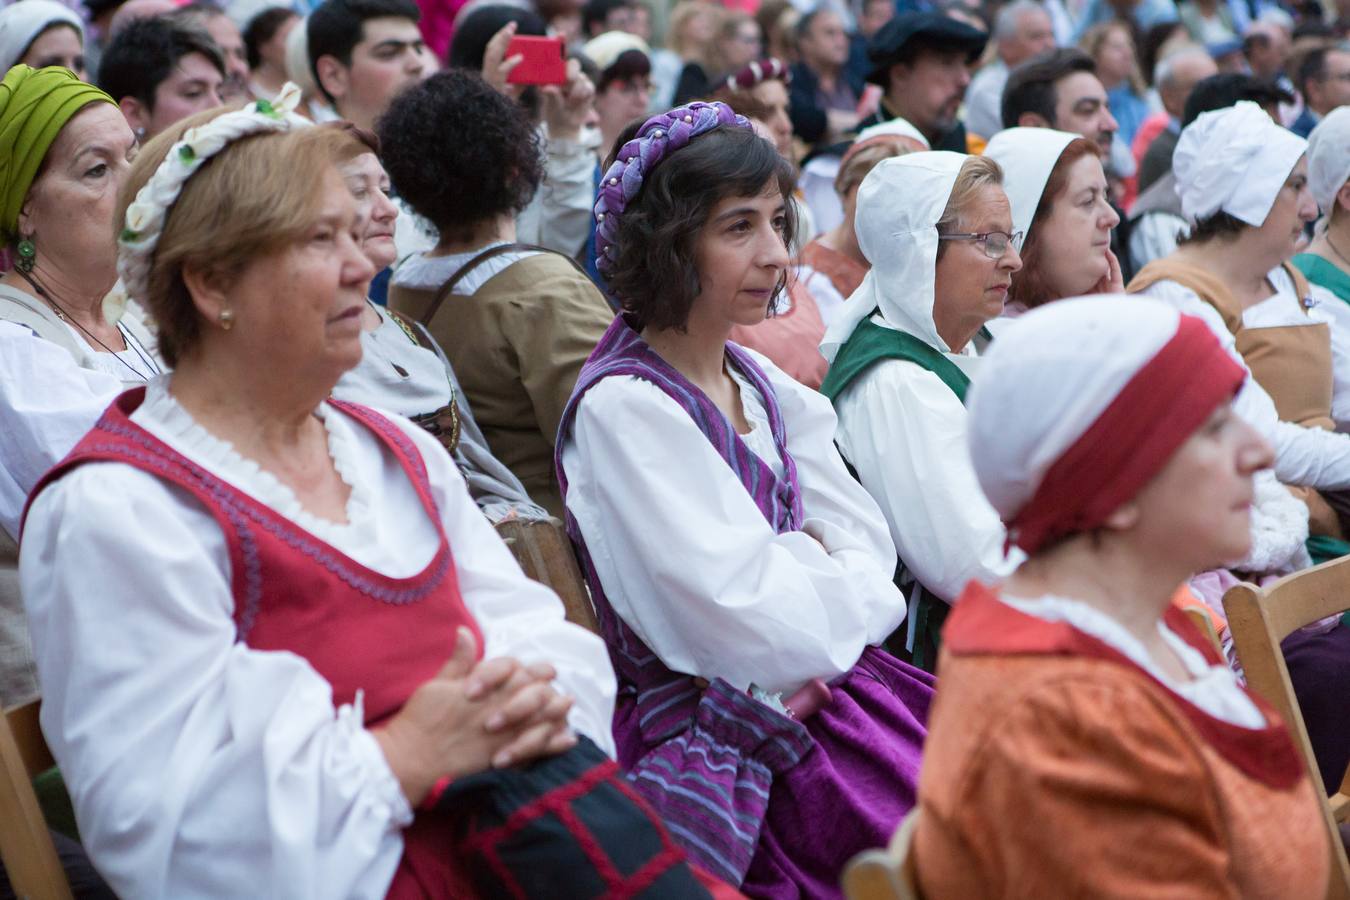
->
<box><xmin>1283</xmin><ymin>621</ymin><xmax>1350</xmax><ymax>793</ymax></box>
<box><xmin>615</xmin><ymin>646</ymin><xmax>934</xmax><ymax>899</ymax></box>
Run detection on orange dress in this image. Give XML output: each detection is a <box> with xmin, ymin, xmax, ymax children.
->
<box><xmin>801</xmin><ymin>239</ymin><xmax>868</xmax><ymax>300</ymax></box>
<box><xmin>913</xmin><ymin>582</ymin><xmax>1329</xmax><ymax>900</ymax></box>
<box><xmin>728</xmin><ymin>281</ymin><xmax>828</xmax><ymax>389</ymax></box>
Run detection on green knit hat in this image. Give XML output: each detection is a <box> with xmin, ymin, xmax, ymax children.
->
<box><xmin>0</xmin><ymin>64</ymin><xmax>115</xmax><ymax>241</ymax></box>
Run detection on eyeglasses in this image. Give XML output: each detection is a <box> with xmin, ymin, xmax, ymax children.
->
<box><xmin>937</xmin><ymin>229</ymin><xmax>1024</xmax><ymax>259</ymax></box>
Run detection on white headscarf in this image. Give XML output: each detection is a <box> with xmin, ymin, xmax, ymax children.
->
<box><xmin>0</xmin><ymin>0</ymin><xmax>83</xmax><ymax>74</ymax></box>
<box><xmin>1307</xmin><ymin>106</ymin><xmax>1350</xmax><ymax>218</ymax></box>
<box><xmin>582</xmin><ymin>30</ymin><xmax>650</xmax><ymax>73</ymax></box>
<box><xmin>820</xmin><ymin>150</ymin><xmax>966</xmax><ymax>361</ymax></box>
<box><xmin>1173</xmin><ymin>101</ymin><xmax>1306</xmax><ymax>227</ymax></box>
<box><xmin>851</xmin><ymin>117</ymin><xmax>930</xmax><ymax>152</ymax></box>
<box><xmin>982</xmin><ymin>127</ymin><xmax>1078</xmax><ymax>245</ymax></box>
<box><xmin>967</xmin><ymin>295</ymin><xmax>1187</xmax><ymax>520</ymax></box>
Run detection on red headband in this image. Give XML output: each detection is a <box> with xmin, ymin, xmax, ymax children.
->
<box><xmin>1007</xmin><ymin>314</ymin><xmax>1246</xmax><ymax>554</ymax></box>
<box><xmin>722</xmin><ymin>57</ymin><xmax>790</xmax><ymax>92</ymax></box>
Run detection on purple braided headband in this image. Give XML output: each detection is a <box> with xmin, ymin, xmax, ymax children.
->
<box><xmin>593</xmin><ymin>101</ymin><xmax>751</xmax><ymax>276</ymax></box>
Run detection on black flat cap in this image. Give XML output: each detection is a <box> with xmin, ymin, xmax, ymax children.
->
<box><xmin>866</xmin><ymin>12</ymin><xmax>987</xmax><ymax>85</ymax></box>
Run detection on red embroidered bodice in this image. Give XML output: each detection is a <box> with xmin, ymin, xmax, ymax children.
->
<box><xmin>29</xmin><ymin>388</ymin><xmax>483</xmax><ymax>897</ymax></box>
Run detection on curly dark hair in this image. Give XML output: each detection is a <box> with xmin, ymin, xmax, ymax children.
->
<box><xmin>604</xmin><ymin>125</ymin><xmax>797</xmax><ymax>332</ymax></box>
<box><xmin>376</xmin><ymin>69</ymin><xmax>543</xmax><ymax>244</ymax></box>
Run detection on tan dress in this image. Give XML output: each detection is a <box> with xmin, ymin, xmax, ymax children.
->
<box><xmin>389</xmin><ymin>250</ymin><xmax>611</xmax><ymax>516</ymax></box>
<box><xmin>914</xmin><ymin>581</ymin><xmax>1329</xmax><ymax>900</ymax></box>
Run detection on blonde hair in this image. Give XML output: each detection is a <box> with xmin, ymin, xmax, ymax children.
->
<box><xmin>835</xmin><ymin>141</ymin><xmax>918</xmax><ymax>197</ymax></box>
<box><xmin>1080</xmin><ymin>21</ymin><xmax>1147</xmax><ymax>96</ymax></box>
<box><xmin>707</xmin><ymin>10</ymin><xmax>756</xmax><ymax>76</ymax></box>
<box><xmin>115</xmin><ymin>107</ymin><xmax>362</xmax><ymax>365</ymax></box>
<box><xmin>936</xmin><ymin>155</ymin><xmax>1004</xmax><ymax>254</ymax></box>
<box><xmin>668</xmin><ymin>1</ymin><xmax>720</xmax><ymax>62</ymax></box>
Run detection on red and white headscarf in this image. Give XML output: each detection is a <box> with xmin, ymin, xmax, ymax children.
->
<box><xmin>967</xmin><ymin>296</ymin><xmax>1247</xmax><ymax>555</ymax></box>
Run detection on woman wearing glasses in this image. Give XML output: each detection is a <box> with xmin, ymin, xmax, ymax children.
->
<box><xmin>983</xmin><ymin>127</ymin><xmax>1124</xmax><ymax>319</ymax></box>
<box><xmin>819</xmin><ymin>151</ymin><xmax>1023</xmax><ymax>670</ymax></box>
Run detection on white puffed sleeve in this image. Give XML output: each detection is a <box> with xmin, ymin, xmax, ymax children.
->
<box><xmin>0</xmin><ymin>322</ymin><xmax>120</xmax><ymax>538</ymax></box>
<box><xmin>1139</xmin><ymin>278</ymin><xmax>1350</xmax><ymax>490</ymax></box>
<box><xmin>21</xmin><ymin>466</ymin><xmax>411</xmax><ymax>900</ymax></box>
<box><xmin>1308</xmin><ymin>282</ymin><xmax>1350</xmax><ymax>433</ymax></box>
<box><xmin>560</xmin><ymin>370</ymin><xmax>906</xmax><ymax>698</ymax></box>
<box><xmin>833</xmin><ymin>359</ymin><xmax>1018</xmax><ymax>605</ymax></box>
<box><xmin>516</xmin><ymin>128</ymin><xmax>596</xmax><ymax>257</ymax></box>
<box><xmin>386</xmin><ymin>417</ymin><xmax>617</xmax><ymax>756</ymax></box>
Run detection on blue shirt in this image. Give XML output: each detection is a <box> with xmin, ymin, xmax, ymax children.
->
<box><xmin>1107</xmin><ymin>83</ymin><xmax>1150</xmax><ymax>147</ymax></box>
<box><xmin>1073</xmin><ymin>0</ymin><xmax>1177</xmax><ymax>41</ymax></box>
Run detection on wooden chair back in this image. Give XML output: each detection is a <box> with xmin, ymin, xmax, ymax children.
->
<box><xmin>1182</xmin><ymin>605</ymin><xmax>1224</xmax><ymax>658</ymax></box>
<box><xmin>495</xmin><ymin>517</ymin><xmax>600</xmax><ymax>634</ymax></box>
<box><xmin>1223</xmin><ymin>557</ymin><xmax>1350</xmax><ymax>900</ymax></box>
<box><xmin>841</xmin><ymin>808</ymin><xmax>922</xmax><ymax>900</ymax></box>
<box><xmin>0</xmin><ymin>702</ymin><xmax>72</xmax><ymax>900</ymax></box>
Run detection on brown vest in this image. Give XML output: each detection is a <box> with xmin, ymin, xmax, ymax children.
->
<box><xmin>1129</xmin><ymin>259</ymin><xmax>1329</xmax><ymax>427</ymax></box>
<box><xmin>1128</xmin><ymin>258</ymin><xmax>1342</xmax><ymax>537</ymax></box>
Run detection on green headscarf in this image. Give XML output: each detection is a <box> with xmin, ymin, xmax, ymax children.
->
<box><xmin>0</xmin><ymin>64</ymin><xmax>115</xmax><ymax>241</ymax></box>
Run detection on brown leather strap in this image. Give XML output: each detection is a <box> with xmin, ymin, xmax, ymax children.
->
<box><xmin>417</xmin><ymin>242</ymin><xmax>591</xmax><ymax>327</ymax></box>
<box><xmin>1127</xmin><ymin>258</ymin><xmax>1244</xmax><ymax>334</ymax></box>
<box><xmin>1282</xmin><ymin>260</ymin><xmax>1314</xmax><ymax>311</ymax></box>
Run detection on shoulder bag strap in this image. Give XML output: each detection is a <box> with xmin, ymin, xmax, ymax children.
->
<box><xmin>418</xmin><ymin>242</ymin><xmax>592</xmax><ymax>327</ymax></box>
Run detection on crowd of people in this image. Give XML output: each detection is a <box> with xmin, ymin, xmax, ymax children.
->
<box><xmin>1</xmin><ymin>0</ymin><xmax>1349</xmax><ymax>894</ymax></box>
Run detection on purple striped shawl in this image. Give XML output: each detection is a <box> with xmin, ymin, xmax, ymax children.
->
<box><xmin>554</xmin><ymin>315</ymin><xmax>814</xmax><ymax>884</ymax></box>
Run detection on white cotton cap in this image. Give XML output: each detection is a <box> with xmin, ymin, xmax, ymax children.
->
<box><xmin>1307</xmin><ymin>106</ymin><xmax>1350</xmax><ymax>217</ymax></box>
<box><xmin>852</xmin><ymin>116</ymin><xmax>931</xmax><ymax>151</ymax></box>
<box><xmin>1173</xmin><ymin>101</ymin><xmax>1306</xmax><ymax>227</ymax></box>
<box><xmin>820</xmin><ymin>150</ymin><xmax>966</xmax><ymax>360</ymax></box>
<box><xmin>966</xmin><ymin>295</ymin><xmax>1183</xmax><ymax>520</ymax></box>
<box><xmin>582</xmin><ymin>30</ymin><xmax>649</xmax><ymax>73</ymax></box>
<box><xmin>0</xmin><ymin>0</ymin><xmax>83</xmax><ymax>74</ymax></box>
<box><xmin>983</xmin><ymin>126</ymin><xmax>1077</xmax><ymax>245</ymax></box>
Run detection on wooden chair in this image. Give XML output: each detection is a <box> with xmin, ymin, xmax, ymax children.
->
<box><xmin>495</xmin><ymin>517</ymin><xmax>600</xmax><ymax>634</ymax></box>
<box><xmin>0</xmin><ymin>702</ymin><xmax>72</xmax><ymax>900</ymax></box>
<box><xmin>1181</xmin><ymin>605</ymin><xmax>1224</xmax><ymax>658</ymax></box>
<box><xmin>841</xmin><ymin>808</ymin><xmax>921</xmax><ymax>900</ymax></box>
<box><xmin>1223</xmin><ymin>558</ymin><xmax>1350</xmax><ymax>900</ymax></box>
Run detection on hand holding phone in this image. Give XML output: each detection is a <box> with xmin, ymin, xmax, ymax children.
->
<box><xmin>505</xmin><ymin>35</ymin><xmax>567</xmax><ymax>86</ymax></box>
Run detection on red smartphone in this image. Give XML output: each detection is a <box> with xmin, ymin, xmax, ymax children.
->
<box><xmin>505</xmin><ymin>35</ymin><xmax>567</xmax><ymax>86</ymax></box>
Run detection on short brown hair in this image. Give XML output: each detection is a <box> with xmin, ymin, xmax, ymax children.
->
<box><xmin>1007</xmin><ymin>137</ymin><xmax>1097</xmax><ymax>308</ymax></box>
<box><xmin>116</xmin><ymin>108</ymin><xmax>363</xmax><ymax>365</ymax></box>
<box><xmin>935</xmin><ymin>155</ymin><xmax>1005</xmax><ymax>260</ymax></box>
<box><xmin>605</xmin><ymin>126</ymin><xmax>796</xmax><ymax>332</ymax></box>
